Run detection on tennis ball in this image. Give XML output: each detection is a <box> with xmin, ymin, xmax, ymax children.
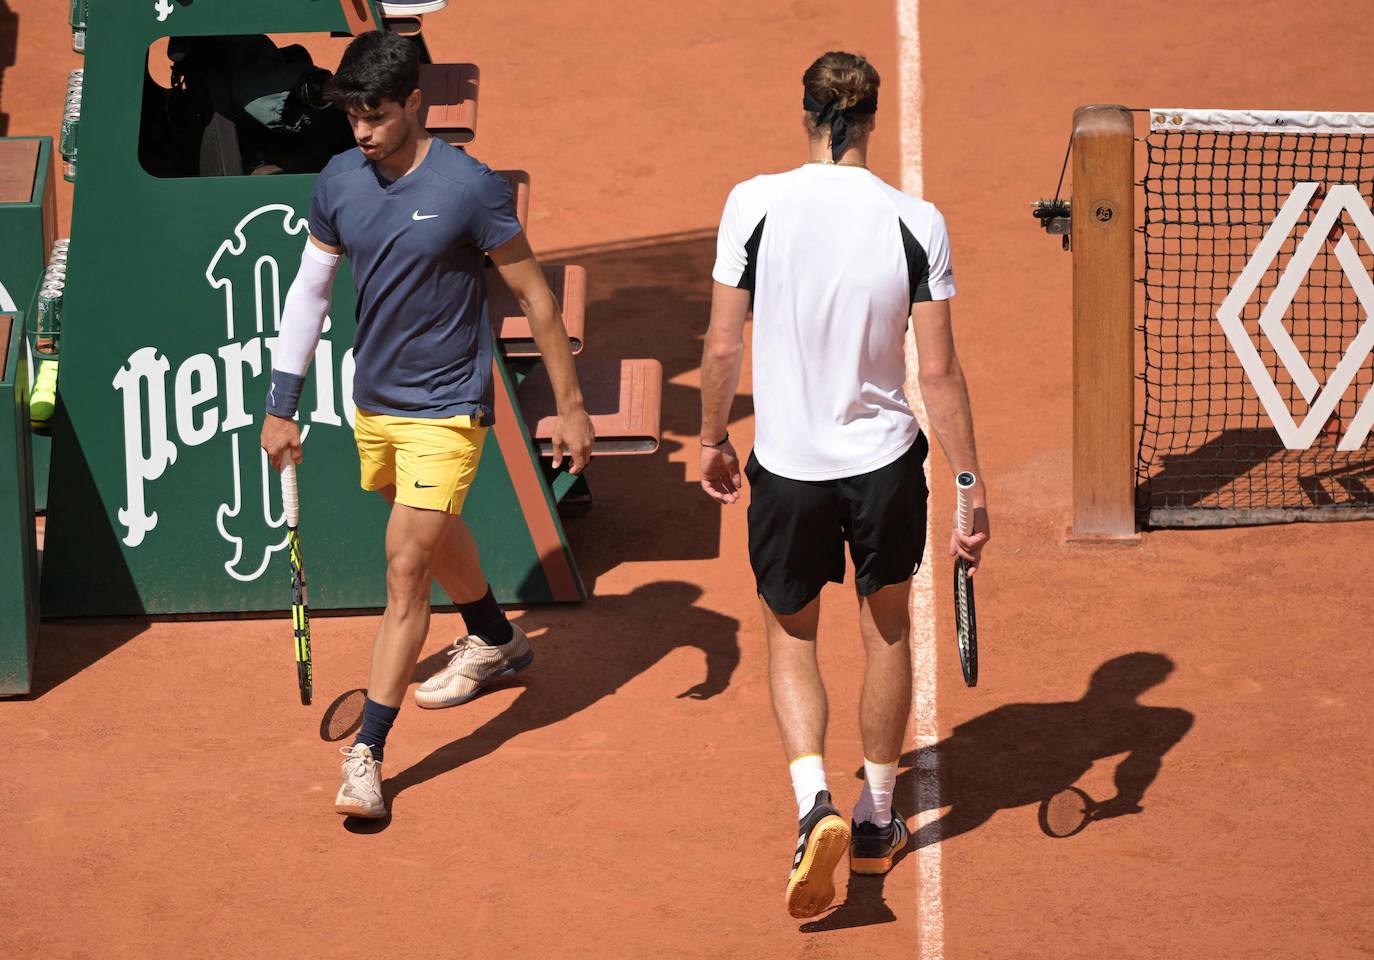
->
<box><xmin>29</xmin><ymin>359</ymin><xmax>58</xmax><ymax>426</ymax></box>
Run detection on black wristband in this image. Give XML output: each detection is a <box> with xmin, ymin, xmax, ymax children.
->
<box><xmin>700</xmin><ymin>430</ymin><xmax>730</xmax><ymax>448</ymax></box>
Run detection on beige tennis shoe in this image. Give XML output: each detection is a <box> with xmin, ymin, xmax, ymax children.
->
<box><xmin>413</xmin><ymin>624</ymin><xmax>533</xmax><ymax>708</ymax></box>
<box><xmin>335</xmin><ymin>743</ymin><xmax>386</xmax><ymax>819</ymax></box>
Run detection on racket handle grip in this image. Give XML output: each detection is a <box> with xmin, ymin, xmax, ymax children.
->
<box><xmin>282</xmin><ymin>462</ymin><xmax>299</xmax><ymax>528</ymax></box>
<box><xmin>955</xmin><ymin>471</ymin><xmax>977</xmax><ymax>536</ymax></box>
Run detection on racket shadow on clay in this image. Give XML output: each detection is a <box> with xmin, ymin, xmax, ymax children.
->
<box><xmin>319</xmin><ymin>688</ymin><xmax>367</xmax><ymax>743</ymax></box>
<box><xmin>905</xmin><ymin>653</ymin><xmax>1190</xmax><ymax>850</ymax></box>
<box><xmin>803</xmin><ymin>653</ymin><xmax>1192</xmax><ymax>932</ymax></box>
<box><xmin>1038</xmin><ymin>785</ymin><xmax>1146</xmax><ymax>839</ymax></box>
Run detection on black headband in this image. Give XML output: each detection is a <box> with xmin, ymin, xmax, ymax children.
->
<box><xmin>803</xmin><ymin>91</ymin><xmax>879</xmax><ymax>161</ymax></box>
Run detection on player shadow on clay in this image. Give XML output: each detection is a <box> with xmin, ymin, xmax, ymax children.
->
<box><xmin>802</xmin><ymin>652</ymin><xmax>1194</xmax><ymax>933</ymax></box>
<box><xmin>342</xmin><ymin>580</ymin><xmax>739</xmax><ymax>833</ymax></box>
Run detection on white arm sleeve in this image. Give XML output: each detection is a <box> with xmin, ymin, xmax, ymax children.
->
<box><xmin>265</xmin><ymin>241</ymin><xmax>341</xmax><ymax>418</ymax></box>
<box><xmin>274</xmin><ymin>241</ymin><xmax>340</xmax><ymax>375</ymax></box>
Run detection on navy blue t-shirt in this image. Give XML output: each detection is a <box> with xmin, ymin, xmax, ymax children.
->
<box><xmin>309</xmin><ymin>140</ymin><xmax>522</xmax><ymax>419</ymax></box>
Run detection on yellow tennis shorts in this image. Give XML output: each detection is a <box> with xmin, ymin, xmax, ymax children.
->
<box><xmin>354</xmin><ymin>408</ymin><xmax>488</xmax><ymax>515</ymax></box>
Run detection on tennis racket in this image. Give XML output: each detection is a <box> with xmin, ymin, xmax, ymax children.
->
<box><xmin>953</xmin><ymin>471</ymin><xmax>978</xmax><ymax>687</ymax></box>
<box><xmin>282</xmin><ymin>463</ymin><xmax>313</xmax><ymax>706</ymax></box>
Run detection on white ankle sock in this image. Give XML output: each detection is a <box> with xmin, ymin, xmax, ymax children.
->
<box><xmin>789</xmin><ymin>754</ymin><xmax>828</xmax><ymax>818</ymax></box>
<box><xmin>853</xmin><ymin>758</ymin><xmax>899</xmax><ymax>827</ymax></box>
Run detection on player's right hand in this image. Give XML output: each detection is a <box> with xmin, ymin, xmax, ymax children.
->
<box><xmin>550</xmin><ymin>407</ymin><xmax>595</xmax><ymax>475</ymax></box>
<box><xmin>261</xmin><ymin>415</ymin><xmax>303</xmax><ymax>471</ymax></box>
<box><xmin>700</xmin><ymin>440</ymin><xmax>743</xmax><ymax>504</ymax></box>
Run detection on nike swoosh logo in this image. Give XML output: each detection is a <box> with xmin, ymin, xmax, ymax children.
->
<box><xmin>412</xmin><ymin>212</ymin><xmax>439</xmax><ymax>221</ymax></box>
<box><xmin>414</xmin><ymin>481</ymin><xmax>438</xmax><ymax>488</ymax></box>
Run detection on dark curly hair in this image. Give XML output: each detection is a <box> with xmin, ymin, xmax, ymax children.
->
<box><xmin>324</xmin><ymin>31</ymin><xmax>420</xmax><ymax>111</ymax></box>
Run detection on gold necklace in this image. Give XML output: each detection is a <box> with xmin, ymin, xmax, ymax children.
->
<box><xmin>805</xmin><ymin>158</ymin><xmax>867</xmax><ymax>168</ymax></box>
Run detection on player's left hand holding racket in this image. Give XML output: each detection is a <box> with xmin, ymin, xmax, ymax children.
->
<box><xmin>262</xmin><ymin>415</ymin><xmax>310</xmax><ymax>705</ymax></box>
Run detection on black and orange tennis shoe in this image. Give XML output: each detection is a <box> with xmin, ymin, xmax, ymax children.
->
<box><xmin>785</xmin><ymin>790</ymin><xmax>850</xmax><ymax>919</ymax></box>
<box><xmin>849</xmin><ymin>812</ymin><xmax>910</xmax><ymax>875</ymax></box>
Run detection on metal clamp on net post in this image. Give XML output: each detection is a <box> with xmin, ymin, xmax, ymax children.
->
<box><xmin>1032</xmin><ymin>199</ymin><xmax>1072</xmax><ymax>250</ymax></box>
<box><xmin>1032</xmin><ymin>128</ymin><xmax>1076</xmax><ymax>251</ymax></box>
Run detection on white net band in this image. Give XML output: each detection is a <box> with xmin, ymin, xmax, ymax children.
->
<box><xmin>1149</xmin><ymin>108</ymin><xmax>1374</xmax><ymax>136</ymax></box>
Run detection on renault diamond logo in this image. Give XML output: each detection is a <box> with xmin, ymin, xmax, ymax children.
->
<box><xmin>1218</xmin><ymin>182</ymin><xmax>1374</xmax><ymax>451</ymax></box>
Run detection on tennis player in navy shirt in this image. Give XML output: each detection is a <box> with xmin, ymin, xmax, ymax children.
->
<box><xmin>261</xmin><ymin>31</ymin><xmax>594</xmax><ymax>820</ymax></box>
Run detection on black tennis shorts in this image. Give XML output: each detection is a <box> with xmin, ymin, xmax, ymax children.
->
<box><xmin>745</xmin><ymin>433</ymin><xmax>930</xmax><ymax>615</ymax></box>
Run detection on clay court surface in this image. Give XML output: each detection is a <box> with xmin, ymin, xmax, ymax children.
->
<box><xmin>4</xmin><ymin>1</ymin><xmax>1373</xmax><ymax>957</ymax></box>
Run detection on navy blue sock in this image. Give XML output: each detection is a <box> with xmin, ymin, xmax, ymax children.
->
<box><xmin>457</xmin><ymin>586</ymin><xmax>513</xmax><ymax>646</ymax></box>
<box><xmin>355</xmin><ymin>697</ymin><xmax>400</xmax><ymax>762</ymax></box>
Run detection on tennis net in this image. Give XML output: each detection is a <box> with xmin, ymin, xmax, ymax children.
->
<box><xmin>1138</xmin><ymin>108</ymin><xmax>1374</xmax><ymax>526</ymax></box>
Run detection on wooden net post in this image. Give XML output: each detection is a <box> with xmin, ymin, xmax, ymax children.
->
<box><xmin>1071</xmin><ymin>105</ymin><xmax>1137</xmax><ymax>539</ymax></box>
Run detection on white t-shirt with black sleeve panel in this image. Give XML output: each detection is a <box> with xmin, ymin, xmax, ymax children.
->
<box><xmin>712</xmin><ymin>164</ymin><xmax>956</xmax><ymax>482</ymax></box>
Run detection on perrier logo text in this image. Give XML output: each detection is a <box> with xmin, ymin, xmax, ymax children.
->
<box><xmin>113</xmin><ymin>204</ymin><xmax>356</xmax><ymax>581</ymax></box>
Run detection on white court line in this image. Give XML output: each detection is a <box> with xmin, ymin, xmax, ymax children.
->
<box><xmin>898</xmin><ymin>2</ymin><xmax>945</xmax><ymax>959</ymax></box>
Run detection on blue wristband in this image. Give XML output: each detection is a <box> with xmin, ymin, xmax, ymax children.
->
<box><xmin>266</xmin><ymin>369</ymin><xmax>306</xmax><ymax>419</ymax></box>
